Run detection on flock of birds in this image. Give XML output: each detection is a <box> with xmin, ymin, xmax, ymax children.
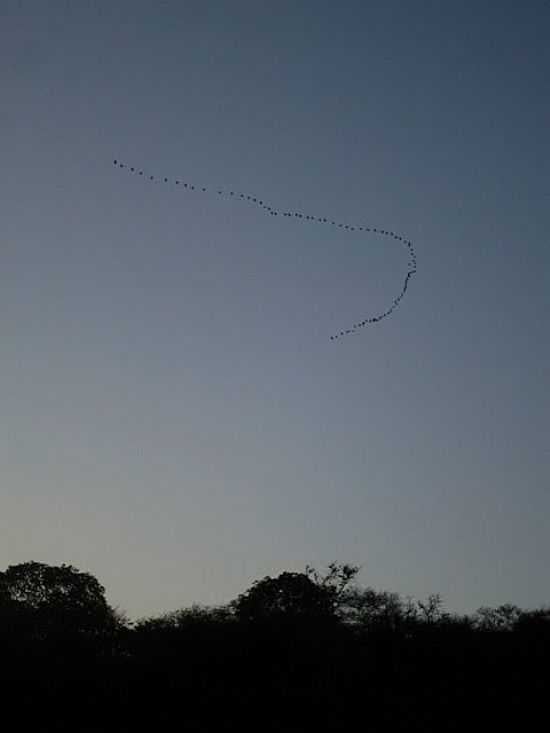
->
<box><xmin>112</xmin><ymin>159</ymin><xmax>417</xmax><ymax>341</ymax></box>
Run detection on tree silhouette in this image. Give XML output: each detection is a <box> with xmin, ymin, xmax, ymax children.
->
<box><xmin>337</xmin><ymin>585</ymin><xmax>409</xmax><ymax>632</ymax></box>
<box><xmin>1</xmin><ymin>558</ymin><xmax>548</xmax><ymax>731</ymax></box>
<box><xmin>513</xmin><ymin>607</ymin><xmax>550</xmax><ymax>640</ymax></box>
<box><xmin>0</xmin><ymin>561</ymin><xmax>118</xmax><ymax>638</ymax></box>
<box><xmin>473</xmin><ymin>603</ymin><xmax>522</xmax><ymax>632</ymax></box>
<box><xmin>305</xmin><ymin>561</ymin><xmax>360</xmax><ymax>615</ymax></box>
<box><xmin>231</xmin><ymin>571</ymin><xmax>336</xmax><ymax>624</ymax></box>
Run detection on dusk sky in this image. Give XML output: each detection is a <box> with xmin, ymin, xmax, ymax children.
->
<box><xmin>2</xmin><ymin>1</ymin><xmax>549</xmax><ymax>620</ymax></box>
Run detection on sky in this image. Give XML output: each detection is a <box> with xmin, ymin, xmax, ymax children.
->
<box><xmin>1</xmin><ymin>0</ymin><xmax>549</xmax><ymax>621</ymax></box>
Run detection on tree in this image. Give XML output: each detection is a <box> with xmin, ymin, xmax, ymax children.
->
<box><xmin>416</xmin><ymin>593</ymin><xmax>445</xmax><ymax>625</ymax></box>
<box><xmin>513</xmin><ymin>607</ymin><xmax>550</xmax><ymax>639</ymax></box>
<box><xmin>231</xmin><ymin>571</ymin><xmax>336</xmax><ymax>624</ymax></box>
<box><xmin>0</xmin><ymin>561</ymin><xmax>118</xmax><ymax>637</ymax></box>
<box><xmin>473</xmin><ymin>603</ymin><xmax>522</xmax><ymax>632</ymax></box>
<box><xmin>305</xmin><ymin>562</ymin><xmax>361</xmax><ymax>616</ymax></box>
<box><xmin>336</xmin><ymin>586</ymin><xmax>407</xmax><ymax>632</ymax></box>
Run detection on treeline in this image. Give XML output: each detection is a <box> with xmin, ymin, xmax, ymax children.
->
<box><xmin>1</xmin><ymin>560</ymin><xmax>548</xmax><ymax>732</ymax></box>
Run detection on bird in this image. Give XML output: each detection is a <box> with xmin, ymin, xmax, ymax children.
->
<box><xmin>113</xmin><ymin>157</ymin><xmax>417</xmax><ymax>340</ymax></box>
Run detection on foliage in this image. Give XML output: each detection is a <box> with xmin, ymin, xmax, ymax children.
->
<box><xmin>305</xmin><ymin>562</ymin><xmax>361</xmax><ymax>614</ymax></box>
<box><xmin>0</xmin><ymin>560</ymin><xmax>118</xmax><ymax>637</ymax></box>
<box><xmin>1</xmin><ymin>557</ymin><xmax>548</xmax><ymax>730</ymax></box>
<box><xmin>473</xmin><ymin>603</ymin><xmax>523</xmax><ymax>632</ymax></box>
<box><xmin>513</xmin><ymin>607</ymin><xmax>550</xmax><ymax>637</ymax></box>
<box><xmin>231</xmin><ymin>571</ymin><xmax>337</xmax><ymax>624</ymax></box>
<box><xmin>337</xmin><ymin>586</ymin><xmax>408</xmax><ymax>631</ymax></box>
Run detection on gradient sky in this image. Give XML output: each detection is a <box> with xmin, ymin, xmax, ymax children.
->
<box><xmin>2</xmin><ymin>0</ymin><xmax>549</xmax><ymax>621</ymax></box>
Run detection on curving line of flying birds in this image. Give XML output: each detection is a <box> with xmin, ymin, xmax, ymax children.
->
<box><xmin>112</xmin><ymin>159</ymin><xmax>417</xmax><ymax>341</ymax></box>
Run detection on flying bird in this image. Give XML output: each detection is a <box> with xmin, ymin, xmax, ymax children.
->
<box><xmin>112</xmin><ymin>158</ymin><xmax>417</xmax><ymax>341</ymax></box>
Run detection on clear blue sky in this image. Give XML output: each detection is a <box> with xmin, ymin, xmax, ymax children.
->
<box><xmin>2</xmin><ymin>0</ymin><xmax>548</xmax><ymax>620</ymax></box>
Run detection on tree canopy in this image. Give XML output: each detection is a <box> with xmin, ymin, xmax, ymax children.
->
<box><xmin>0</xmin><ymin>561</ymin><xmax>117</xmax><ymax>636</ymax></box>
<box><xmin>231</xmin><ymin>571</ymin><xmax>337</xmax><ymax>624</ymax></box>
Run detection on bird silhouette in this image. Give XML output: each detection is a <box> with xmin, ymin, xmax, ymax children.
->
<box><xmin>112</xmin><ymin>158</ymin><xmax>417</xmax><ymax>341</ymax></box>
